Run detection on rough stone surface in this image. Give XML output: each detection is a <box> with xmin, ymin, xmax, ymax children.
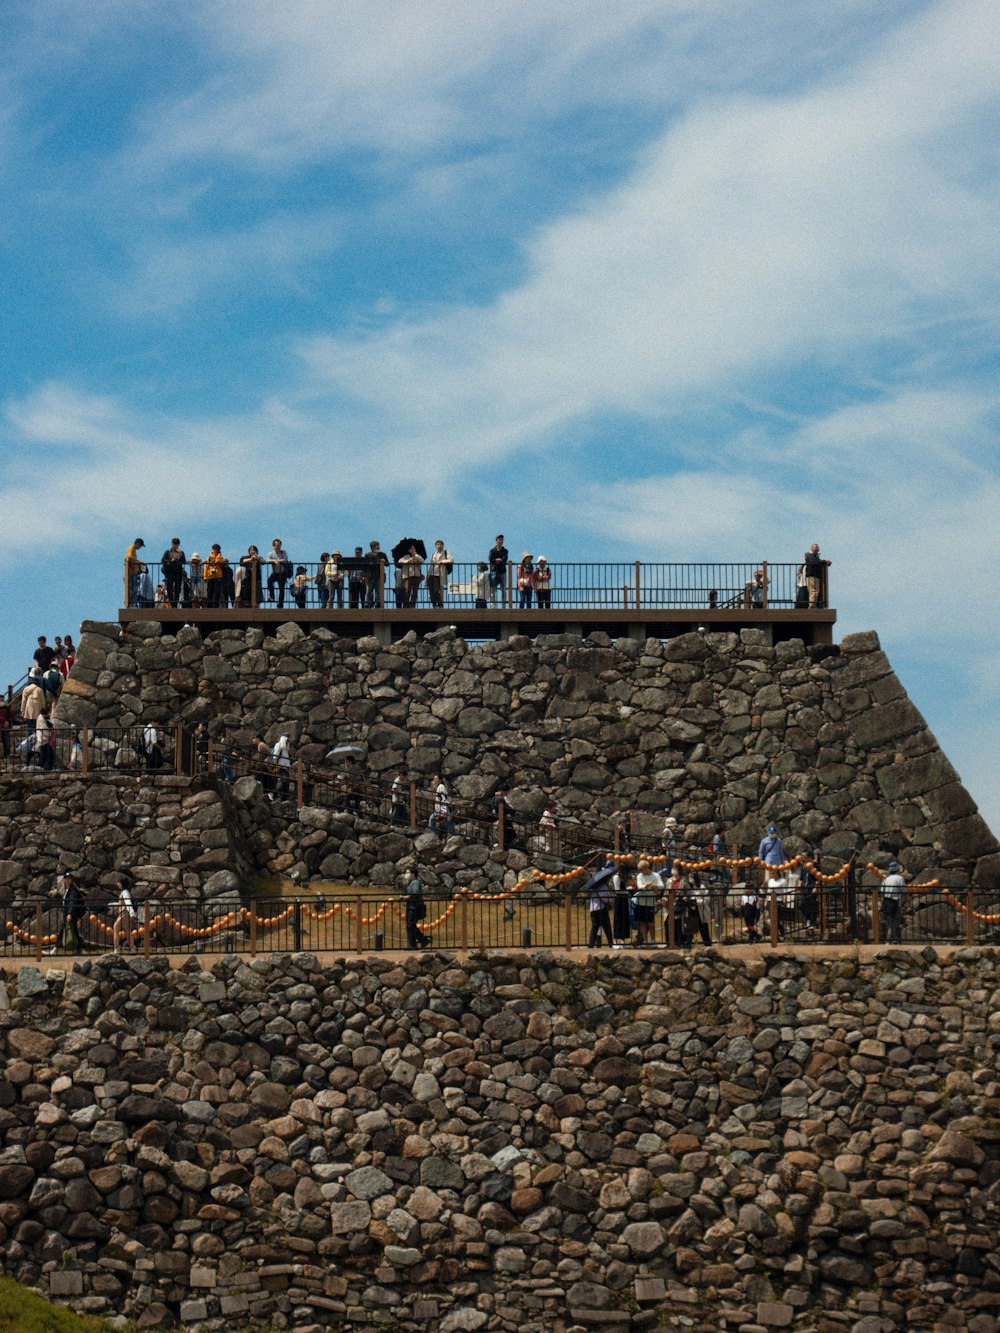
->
<box><xmin>0</xmin><ymin>947</ymin><xmax>996</xmax><ymax>1332</ymax></box>
<box><xmin>10</xmin><ymin>623</ymin><xmax>989</xmax><ymax>904</ymax></box>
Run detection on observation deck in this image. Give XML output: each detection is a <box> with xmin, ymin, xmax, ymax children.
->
<box><xmin>120</xmin><ymin>559</ymin><xmax>836</xmax><ymax>647</ymax></box>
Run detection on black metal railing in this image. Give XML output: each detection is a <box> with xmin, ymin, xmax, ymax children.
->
<box><xmin>1</xmin><ymin>723</ymin><xmax>181</xmax><ymax>776</ymax></box>
<box><xmin>6</xmin><ymin>882</ymin><xmax>997</xmax><ymax>960</ymax></box>
<box><xmin>123</xmin><ymin>559</ymin><xmax>829</xmax><ymax>612</ymax></box>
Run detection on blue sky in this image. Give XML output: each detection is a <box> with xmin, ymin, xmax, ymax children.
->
<box><xmin>2</xmin><ymin>0</ymin><xmax>998</xmax><ymax>833</ymax></box>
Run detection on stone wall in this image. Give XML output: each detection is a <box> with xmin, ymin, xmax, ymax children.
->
<box><xmin>51</xmin><ymin>619</ymin><xmax>999</xmax><ymax>886</ymax></box>
<box><xmin>1</xmin><ymin>947</ymin><xmax>998</xmax><ymax>1331</ymax></box>
<box><xmin>0</xmin><ymin>766</ymin><xmax>534</xmax><ymax>905</ymax></box>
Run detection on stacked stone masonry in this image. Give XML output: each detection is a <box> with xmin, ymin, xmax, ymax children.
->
<box><xmin>0</xmin><ymin>947</ymin><xmax>999</xmax><ymax>1331</ymax></box>
<box><xmin>34</xmin><ymin>619</ymin><xmax>998</xmax><ymax>900</ymax></box>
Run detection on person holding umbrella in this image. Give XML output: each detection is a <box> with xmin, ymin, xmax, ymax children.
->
<box><xmin>392</xmin><ymin>538</ymin><xmax>426</xmax><ymax>608</ymax></box>
<box><xmin>582</xmin><ymin>860</ymin><xmax>617</xmax><ymax>948</ymax></box>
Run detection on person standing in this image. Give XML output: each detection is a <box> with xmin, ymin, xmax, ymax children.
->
<box><xmin>125</xmin><ymin>539</ymin><xmax>146</xmax><ymax>606</ymax></box>
<box><xmin>517</xmin><ymin>553</ymin><xmax>535</xmax><ymax>609</ymax></box>
<box><xmin>267</xmin><ymin>539</ymin><xmax>291</xmax><ymax>608</ymax></box>
<box><xmin>758</xmin><ymin>824</ymin><xmax>786</xmax><ymax>884</ymax></box>
<box><xmin>36</xmin><ymin>717</ymin><xmax>56</xmax><ymax>771</ymax></box>
<box><xmin>428</xmin><ymin>775</ymin><xmax>454</xmax><ymax>836</ymax></box>
<box><xmin>803</xmin><ymin>543</ymin><xmax>831</xmax><ymax>609</ymax></box>
<box><xmin>474</xmin><ymin>562</ymin><xmax>489</xmax><ymax>609</ymax></box>
<box><xmin>632</xmin><ymin>859</ymin><xmax>662</xmax><ymax>947</ymax></box>
<box><xmin>203</xmin><ymin>545</ymin><xmax>225</xmax><ymax>607</ymax></box>
<box><xmin>400</xmin><ymin>545</ymin><xmax>424</xmax><ymax>609</ymax></box>
<box><xmin>33</xmin><ymin>637</ymin><xmax>56</xmax><ymax>673</ymax></box>
<box><xmin>365</xmin><ymin>541</ymin><xmax>389</xmax><ymax>608</ymax></box>
<box><xmin>586</xmin><ymin>864</ymin><xmax>615</xmax><ymax>949</ymax></box>
<box><xmin>238</xmin><ymin>546</ymin><xmax>264</xmax><ymax>607</ymax></box>
<box><xmin>488</xmin><ymin>535</ymin><xmax>508</xmax><ymax>607</ymax></box>
<box><xmin>59</xmin><ymin>872</ymin><xmax>87</xmax><ymax>955</ymax></box>
<box><xmin>160</xmin><ymin>538</ymin><xmax>186</xmax><ymax>607</ymax></box>
<box><xmin>271</xmin><ymin>734</ymin><xmax>292</xmax><ymax>799</ymax></box>
<box><xmin>188</xmin><ymin>553</ymin><xmax>203</xmax><ymax>606</ymax></box>
<box><xmin>799</xmin><ymin>852</ymin><xmax>820</xmax><ymax>928</ymax></box>
<box><xmin>325</xmin><ymin>551</ymin><xmax>344</xmax><ymax>609</ymax></box>
<box><xmin>0</xmin><ymin>698</ymin><xmax>12</xmax><ymax>759</ymax></box>
<box><xmin>534</xmin><ymin>557</ymin><xmax>552</xmax><ymax>609</ymax></box>
<box><xmin>390</xmin><ymin>768</ymin><xmax>409</xmax><ymax>826</ymax></box>
<box><xmin>402</xmin><ymin>868</ymin><xmax>430</xmax><ymax>950</ymax></box>
<box><xmin>880</xmin><ymin>861</ymin><xmax>907</xmax><ymax>944</ymax></box>
<box><xmin>113</xmin><ymin>877</ymin><xmax>137</xmax><ymax>954</ymax></box>
<box><xmin>143</xmin><ymin>720</ymin><xmax>163</xmax><ymax>771</ymax></box>
<box><xmin>348</xmin><ymin>548</ymin><xmax>367</xmax><ymax>609</ymax></box>
<box><xmin>426</xmin><ymin>540</ymin><xmax>452</xmax><ymax>608</ymax></box>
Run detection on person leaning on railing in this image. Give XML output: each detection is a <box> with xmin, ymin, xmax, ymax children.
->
<box><xmin>125</xmin><ymin>538</ymin><xmax>146</xmax><ymax>605</ymax></box>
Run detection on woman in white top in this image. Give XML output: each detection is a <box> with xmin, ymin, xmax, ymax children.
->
<box><xmin>113</xmin><ymin>879</ymin><xmax>137</xmax><ymax>954</ymax></box>
<box><xmin>426</xmin><ymin>540</ymin><xmax>452</xmax><ymax>608</ymax></box>
<box><xmin>632</xmin><ymin>858</ymin><xmax>663</xmax><ymax>947</ymax></box>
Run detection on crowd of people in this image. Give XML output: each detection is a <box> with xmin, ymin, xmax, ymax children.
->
<box><xmin>0</xmin><ymin>635</ymin><xmax>76</xmax><ymax>766</ymax></box>
<box><xmin>125</xmin><ymin>534</ymin><xmax>558</xmax><ymax>611</ymax></box>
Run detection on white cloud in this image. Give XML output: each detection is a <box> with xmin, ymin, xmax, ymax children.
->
<box><xmin>287</xmin><ymin>0</ymin><xmax>1000</xmax><ymax>470</ymax></box>
<box><xmin>132</xmin><ymin>0</ymin><xmax>906</xmax><ymax>168</ymax></box>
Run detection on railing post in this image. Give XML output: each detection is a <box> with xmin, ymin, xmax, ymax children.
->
<box><xmin>966</xmin><ymin>890</ymin><xmax>975</xmax><ymax>945</ymax></box>
<box><xmin>769</xmin><ymin>890</ymin><xmax>778</xmax><ymax>947</ymax></box>
<box><xmin>622</xmin><ymin>585</ymin><xmax>629</xmax><ymax>611</ymax></box>
<box><xmin>250</xmin><ymin>901</ymin><xmax>258</xmax><ymax>957</ymax></box>
<box><xmin>613</xmin><ymin>824</ymin><xmax>621</xmax><ymax>855</ymax></box>
<box><xmin>564</xmin><ymin>893</ymin><xmax>573</xmax><ymax>951</ymax></box>
<box><xmin>506</xmin><ymin>564</ymin><xmax>512</xmax><ymax>608</ymax></box>
<box><xmin>634</xmin><ymin>561</ymin><xmax>640</xmax><ymax>611</ymax></box>
<box><xmin>143</xmin><ymin>900</ymin><xmax>151</xmax><ymax>959</ymax></box>
<box><xmin>460</xmin><ymin>896</ymin><xmax>468</xmax><ymax>951</ymax></box>
<box><xmin>409</xmin><ymin>781</ymin><xmax>417</xmax><ymax>832</ymax></box>
<box><xmin>174</xmin><ymin>723</ymin><xmax>184</xmax><ymax>775</ymax></box>
<box><xmin>35</xmin><ymin>904</ymin><xmax>43</xmax><ymax>963</ymax></box>
<box><xmin>207</xmin><ymin>738</ymin><xmax>214</xmax><ymax>773</ymax></box>
<box><xmin>355</xmin><ymin>904</ymin><xmax>363</xmax><ymax>954</ymax></box>
<box><xmin>871</xmin><ymin>890</ymin><xmax>880</xmax><ymax>946</ymax></box>
<box><xmin>667</xmin><ymin>889</ymin><xmax>676</xmax><ymax>948</ymax></box>
<box><xmin>124</xmin><ymin>560</ymin><xmax>130</xmax><ymax>609</ymax></box>
<box><xmin>293</xmin><ymin>901</ymin><xmax>303</xmax><ymax>952</ymax></box>
<box><xmin>296</xmin><ymin>758</ymin><xmax>304</xmax><ymax>810</ymax></box>
<box><xmin>81</xmin><ymin>731</ymin><xmax>89</xmax><ymax>776</ymax></box>
<box><xmin>761</xmin><ymin>561</ymin><xmax>769</xmax><ymax>610</ymax></box>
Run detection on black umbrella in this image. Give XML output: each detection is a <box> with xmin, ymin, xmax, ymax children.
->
<box><xmin>391</xmin><ymin>537</ymin><xmax>427</xmax><ymax>562</ymax></box>
<box><xmin>580</xmin><ymin>862</ymin><xmax>618</xmax><ymax>895</ymax></box>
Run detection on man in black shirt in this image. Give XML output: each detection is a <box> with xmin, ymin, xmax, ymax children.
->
<box><xmin>33</xmin><ymin>637</ymin><xmax>56</xmax><ymax>672</ymax></box>
<box><xmin>488</xmin><ymin>535</ymin><xmax>508</xmax><ymax>608</ymax></box>
<box><xmin>804</xmin><ymin>544</ymin><xmax>831</xmax><ymax>608</ymax></box>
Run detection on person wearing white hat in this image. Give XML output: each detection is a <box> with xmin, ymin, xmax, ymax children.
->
<box><xmin>880</xmin><ymin>861</ymin><xmax>907</xmax><ymax>944</ymax></box>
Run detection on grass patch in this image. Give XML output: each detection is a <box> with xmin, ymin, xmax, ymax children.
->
<box><xmin>0</xmin><ymin>1278</ymin><xmax>113</xmax><ymax>1333</ymax></box>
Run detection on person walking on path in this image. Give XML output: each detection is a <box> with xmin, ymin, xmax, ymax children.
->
<box><xmin>403</xmin><ymin>868</ymin><xmax>430</xmax><ymax>949</ymax></box>
<box><xmin>880</xmin><ymin>861</ymin><xmax>907</xmax><ymax>944</ymax></box>
<box><xmin>271</xmin><ymin>734</ymin><xmax>292</xmax><ymax>799</ymax></box>
<box><xmin>632</xmin><ymin>859</ymin><xmax>662</xmax><ymax>947</ymax></box>
<box><xmin>758</xmin><ymin>823</ymin><xmax>786</xmax><ymax>885</ymax></box>
<box><xmin>113</xmin><ymin>877</ymin><xmax>137</xmax><ymax>954</ymax></box>
<box><xmin>57</xmin><ymin>872</ymin><xmax>87</xmax><ymax>955</ymax></box>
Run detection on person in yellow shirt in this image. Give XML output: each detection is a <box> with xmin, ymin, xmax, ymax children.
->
<box><xmin>204</xmin><ymin>544</ymin><xmax>225</xmax><ymax>608</ymax></box>
<box><xmin>125</xmin><ymin>538</ymin><xmax>145</xmax><ymax>606</ymax></box>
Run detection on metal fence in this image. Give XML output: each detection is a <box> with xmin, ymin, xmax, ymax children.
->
<box><xmin>6</xmin><ymin>883</ymin><xmax>999</xmax><ymax>961</ymax></box>
<box><xmin>1</xmin><ymin>724</ymin><xmax>181</xmax><ymax>776</ymax></box>
<box><xmin>123</xmin><ymin>559</ymin><xmax>826</xmax><ymax>612</ymax></box>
